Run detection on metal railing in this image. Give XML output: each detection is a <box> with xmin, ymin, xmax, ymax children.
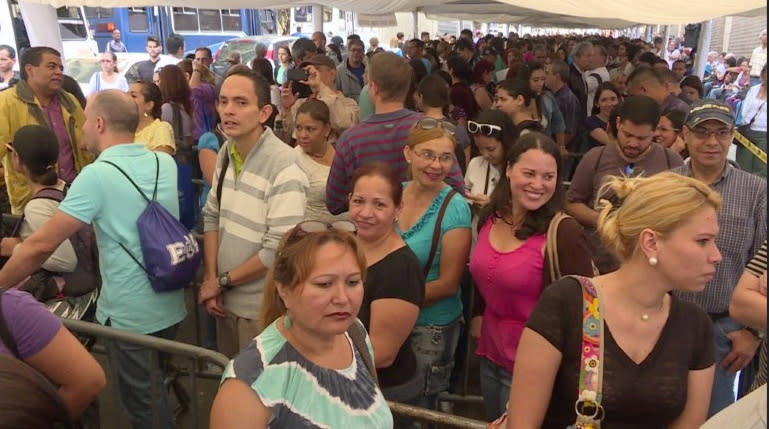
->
<box><xmin>62</xmin><ymin>318</ymin><xmax>488</xmax><ymax>428</ymax></box>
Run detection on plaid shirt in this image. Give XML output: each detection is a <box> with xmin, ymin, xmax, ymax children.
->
<box><xmin>673</xmin><ymin>162</ymin><xmax>767</xmax><ymax>313</ymax></box>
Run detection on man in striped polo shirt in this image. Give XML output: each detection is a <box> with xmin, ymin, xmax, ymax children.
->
<box><xmin>326</xmin><ymin>52</ymin><xmax>464</xmax><ymax>215</ymax></box>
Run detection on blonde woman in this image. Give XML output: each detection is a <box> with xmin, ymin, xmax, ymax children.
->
<box><xmin>507</xmin><ymin>172</ymin><xmax>719</xmax><ymax>428</ymax></box>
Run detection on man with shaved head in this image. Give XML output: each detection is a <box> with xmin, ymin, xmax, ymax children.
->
<box><xmin>0</xmin><ymin>89</ymin><xmax>185</xmax><ymax>428</ymax></box>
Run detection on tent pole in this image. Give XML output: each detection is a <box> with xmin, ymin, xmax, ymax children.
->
<box><xmin>312</xmin><ymin>4</ymin><xmax>323</xmax><ymax>34</ymax></box>
<box><xmin>412</xmin><ymin>10</ymin><xmax>418</xmax><ymax>39</ymax></box>
<box><xmin>693</xmin><ymin>20</ymin><xmax>712</xmax><ymax>78</ymax></box>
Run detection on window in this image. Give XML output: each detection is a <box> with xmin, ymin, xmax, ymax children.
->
<box><xmin>294</xmin><ymin>7</ymin><xmax>310</xmax><ymax>23</ymax></box>
<box><xmin>199</xmin><ymin>9</ymin><xmax>222</xmax><ymax>32</ymax></box>
<box><xmin>172</xmin><ymin>7</ymin><xmax>198</xmax><ymax>32</ymax></box>
<box><xmin>172</xmin><ymin>8</ymin><xmax>243</xmax><ymax>33</ymax></box>
<box><xmin>221</xmin><ymin>9</ymin><xmax>243</xmax><ymax>32</ymax></box>
<box><xmin>128</xmin><ymin>8</ymin><xmax>149</xmax><ymax>32</ymax></box>
<box><xmin>338</xmin><ymin>9</ymin><xmax>345</xmax><ymax>20</ymax></box>
<box><xmin>84</xmin><ymin>7</ymin><xmax>113</xmax><ymax>19</ymax></box>
<box><xmin>57</xmin><ymin>7</ymin><xmax>87</xmax><ymax>40</ymax></box>
<box><xmin>323</xmin><ymin>7</ymin><xmax>332</xmax><ymax>23</ymax></box>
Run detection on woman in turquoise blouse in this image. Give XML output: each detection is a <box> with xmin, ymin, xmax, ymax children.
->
<box><xmin>397</xmin><ymin>118</ymin><xmax>472</xmax><ymax>412</ymax></box>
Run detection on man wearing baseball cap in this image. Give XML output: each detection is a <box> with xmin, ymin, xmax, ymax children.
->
<box><xmin>279</xmin><ymin>53</ymin><xmax>359</xmax><ymax>144</ymax></box>
<box><xmin>673</xmin><ymin>99</ymin><xmax>767</xmax><ymax>417</ymax></box>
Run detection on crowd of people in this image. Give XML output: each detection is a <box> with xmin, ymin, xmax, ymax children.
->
<box><xmin>0</xmin><ymin>25</ymin><xmax>765</xmax><ymax>429</ymax></box>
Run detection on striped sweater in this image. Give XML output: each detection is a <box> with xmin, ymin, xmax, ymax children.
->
<box><xmin>325</xmin><ymin>109</ymin><xmax>466</xmax><ymax>215</ymax></box>
<box><xmin>203</xmin><ymin>128</ymin><xmax>308</xmax><ymax>319</ymax></box>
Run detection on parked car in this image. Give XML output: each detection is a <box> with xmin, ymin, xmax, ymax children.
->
<box><xmin>65</xmin><ymin>53</ymin><xmax>147</xmax><ymax>95</ymax></box>
<box><xmin>211</xmin><ymin>35</ymin><xmax>296</xmax><ymax>78</ymax></box>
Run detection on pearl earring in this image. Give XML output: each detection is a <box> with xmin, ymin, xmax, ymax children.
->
<box><xmin>648</xmin><ymin>257</ymin><xmax>658</xmax><ymax>266</ymax></box>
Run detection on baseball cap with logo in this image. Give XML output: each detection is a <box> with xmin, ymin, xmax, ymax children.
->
<box><xmin>685</xmin><ymin>99</ymin><xmax>736</xmax><ymax>129</ymax></box>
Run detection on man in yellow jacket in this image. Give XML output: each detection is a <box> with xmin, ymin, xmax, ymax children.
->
<box><xmin>0</xmin><ymin>46</ymin><xmax>93</xmax><ymax>214</ymax></box>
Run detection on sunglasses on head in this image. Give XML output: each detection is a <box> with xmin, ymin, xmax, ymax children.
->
<box><xmin>467</xmin><ymin>120</ymin><xmax>502</xmax><ymax>136</ymax></box>
<box><xmin>415</xmin><ymin>117</ymin><xmax>456</xmax><ymax>135</ymax></box>
<box><xmin>283</xmin><ymin>220</ymin><xmax>358</xmax><ymax>248</ymax></box>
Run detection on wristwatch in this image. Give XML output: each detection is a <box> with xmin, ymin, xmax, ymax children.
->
<box><xmin>746</xmin><ymin>327</ymin><xmax>765</xmax><ymax>340</ymax></box>
<box><xmin>218</xmin><ymin>272</ymin><xmax>232</xmax><ymax>290</ymax></box>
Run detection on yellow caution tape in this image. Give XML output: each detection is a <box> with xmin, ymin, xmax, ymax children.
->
<box><xmin>734</xmin><ymin>131</ymin><xmax>767</xmax><ymax>164</ymax></box>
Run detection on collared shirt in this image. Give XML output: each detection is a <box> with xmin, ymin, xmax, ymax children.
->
<box><xmin>673</xmin><ymin>161</ymin><xmax>767</xmax><ymax>313</ymax></box>
<box><xmin>42</xmin><ymin>95</ymin><xmax>77</xmax><ymax>183</ymax></box>
<box><xmin>228</xmin><ymin>140</ymin><xmax>244</xmax><ymax>178</ymax></box>
<box><xmin>750</xmin><ymin>46</ymin><xmax>767</xmax><ymax>77</ymax></box>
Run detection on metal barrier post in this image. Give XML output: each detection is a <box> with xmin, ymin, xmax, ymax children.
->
<box><xmin>388</xmin><ymin>401</ymin><xmax>487</xmax><ymax>428</ymax></box>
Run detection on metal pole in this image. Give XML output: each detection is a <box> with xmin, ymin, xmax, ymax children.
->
<box><xmin>312</xmin><ymin>4</ymin><xmax>323</xmax><ymax>34</ymax></box>
<box><xmin>694</xmin><ymin>20</ymin><xmax>713</xmax><ymax>78</ymax></box>
<box><xmin>412</xmin><ymin>10</ymin><xmax>419</xmax><ymax>39</ymax></box>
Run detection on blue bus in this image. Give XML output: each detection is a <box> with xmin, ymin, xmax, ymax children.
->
<box><xmin>84</xmin><ymin>7</ymin><xmax>277</xmax><ymax>54</ymax></box>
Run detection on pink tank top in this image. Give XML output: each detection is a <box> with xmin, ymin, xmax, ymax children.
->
<box><xmin>469</xmin><ymin>217</ymin><xmax>546</xmax><ymax>372</ymax></box>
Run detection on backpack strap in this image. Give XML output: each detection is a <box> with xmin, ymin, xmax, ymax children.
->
<box><xmin>100</xmin><ymin>154</ymin><xmax>161</xmax><ymax>275</ymax></box>
<box><xmin>101</xmin><ymin>153</ymin><xmax>159</xmax><ymax>202</ymax></box>
<box><xmin>215</xmin><ymin>147</ymin><xmax>230</xmax><ymax>206</ymax></box>
<box><xmin>569</xmin><ymin>275</ymin><xmax>605</xmax><ymax>426</ymax></box>
<box><xmin>0</xmin><ymin>290</ymin><xmax>20</xmax><ymax>359</ymax></box>
<box><xmin>347</xmin><ymin>319</ymin><xmax>378</xmax><ymax>385</ymax></box>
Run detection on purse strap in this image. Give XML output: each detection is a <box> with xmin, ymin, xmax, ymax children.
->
<box><xmin>570</xmin><ymin>275</ymin><xmax>605</xmax><ymax>428</ymax></box>
<box><xmin>423</xmin><ymin>189</ymin><xmax>457</xmax><ymax>278</ymax></box>
<box><xmin>546</xmin><ymin>212</ymin><xmax>569</xmax><ymax>281</ymax></box>
<box><xmin>347</xmin><ymin>319</ymin><xmax>378</xmax><ymax>385</ymax></box>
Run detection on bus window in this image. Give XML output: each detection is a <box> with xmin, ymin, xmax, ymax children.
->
<box><xmin>56</xmin><ymin>7</ymin><xmax>88</xmax><ymax>40</ymax></box>
<box><xmin>172</xmin><ymin>7</ymin><xmax>197</xmax><ymax>32</ymax></box>
<box><xmin>323</xmin><ymin>8</ymin><xmax>332</xmax><ymax>23</ymax></box>
<box><xmin>221</xmin><ymin>9</ymin><xmax>243</xmax><ymax>32</ymax></box>
<box><xmin>84</xmin><ymin>7</ymin><xmax>112</xmax><ymax>19</ymax></box>
<box><xmin>199</xmin><ymin>9</ymin><xmax>222</xmax><ymax>32</ymax></box>
<box><xmin>128</xmin><ymin>7</ymin><xmax>149</xmax><ymax>33</ymax></box>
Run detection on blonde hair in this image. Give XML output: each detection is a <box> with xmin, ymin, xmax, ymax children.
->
<box><xmin>405</xmin><ymin>123</ymin><xmax>457</xmax><ymax>151</ymax></box>
<box><xmin>596</xmin><ymin>172</ymin><xmax>722</xmax><ymax>261</ymax></box>
<box><xmin>259</xmin><ymin>229</ymin><xmax>367</xmax><ymax>328</ymax></box>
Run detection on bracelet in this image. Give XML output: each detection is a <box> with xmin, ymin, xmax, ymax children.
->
<box><xmin>746</xmin><ymin>327</ymin><xmax>765</xmax><ymax>340</ymax></box>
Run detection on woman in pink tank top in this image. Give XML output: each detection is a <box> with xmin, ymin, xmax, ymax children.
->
<box><xmin>469</xmin><ymin>132</ymin><xmax>594</xmax><ymax>420</ymax></box>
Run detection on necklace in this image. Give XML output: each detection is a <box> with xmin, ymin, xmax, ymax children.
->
<box><xmin>640</xmin><ymin>299</ymin><xmax>665</xmax><ymax>321</ymax></box>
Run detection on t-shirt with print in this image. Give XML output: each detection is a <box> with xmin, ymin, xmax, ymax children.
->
<box><xmin>527</xmin><ymin>277</ymin><xmax>714</xmax><ymax>428</ymax></box>
<box><xmin>58</xmin><ymin>144</ymin><xmax>186</xmax><ymax>334</ymax></box>
<box><xmin>399</xmin><ymin>185</ymin><xmax>471</xmax><ymax>326</ymax></box>
<box><xmin>0</xmin><ymin>289</ymin><xmax>61</xmax><ymax>358</ymax></box>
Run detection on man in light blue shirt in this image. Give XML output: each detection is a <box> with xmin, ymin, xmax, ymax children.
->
<box><xmin>0</xmin><ymin>89</ymin><xmax>185</xmax><ymax>428</ymax></box>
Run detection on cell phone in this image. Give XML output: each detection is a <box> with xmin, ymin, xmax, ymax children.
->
<box><xmin>286</xmin><ymin>68</ymin><xmax>309</xmax><ymax>82</ymax></box>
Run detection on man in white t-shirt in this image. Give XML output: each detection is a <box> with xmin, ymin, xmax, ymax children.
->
<box><xmin>584</xmin><ymin>44</ymin><xmax>611</xmax><ymax>115</ymax></box>
<box><xmin>749</xmin><ymin>29</ymin><xmax>767</xmax><ymax>86</ymax></box>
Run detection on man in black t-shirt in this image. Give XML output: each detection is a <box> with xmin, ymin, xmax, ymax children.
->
<box><xmin>125</xmin><ymin>36</ymin><xmax>162</xmax><ymax>84</ymax></box>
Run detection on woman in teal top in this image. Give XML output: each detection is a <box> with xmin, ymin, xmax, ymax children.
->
<box><xmin>397</xmin><ymin>118</ymin><xmax>472</xmax><ymax>412</ymax></box>
<box><xmin>210</xmin><ymin>224</ymin><xmax>393</xmax><ymax>428</ymax></box>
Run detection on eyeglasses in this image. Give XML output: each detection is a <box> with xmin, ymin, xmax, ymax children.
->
<box><xmin>5</xmin><ymin>143</ymin><xmax>14</xmax><ymax>154</ymax></box>
<box><xmin>467</xmin><ymin>120</ymin><xmax>502</xmax><ymax>136</ymax></box>
<box><xmin>284</xmin><ymin>220</ymin><xmax>358</xmax><ymax>247</ymax></box>
<box><xmin>415</xmin><ymin>150</ymin><xmax>455</xmax><ymax>164</ymax></box>
<box><xmin>414</xmin><ymin>117</ymin><xmax>456</xmax><ymax>135</ymax></box>
<box><xmin>689</xmin><ymin>127</ymin><xmax>733</xmax><ymax>142</ymax></box>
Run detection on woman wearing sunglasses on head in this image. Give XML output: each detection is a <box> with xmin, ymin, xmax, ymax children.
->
<box><xmin>210</xmin><ymin>221</ymin><xmax>393</xmax><ymax>428</ymax></box>
<box><xmin>469</xmin><ymin>132</ymin><xmax>594</xmax><ymax>421</ymax></box>
<box><xmin>398</xmin><ymin>119</ymin><xmax>472</xmax><ymax>412</ymax></box>
<box><xmin>348</xmin><ymin>162</ymin><xmax>425</xmax><ymax>419</ymax></box>
<box><xmin>464</xmin><ymin>110</ymin><xmax>516</xmax><ymax>210</ymax></box>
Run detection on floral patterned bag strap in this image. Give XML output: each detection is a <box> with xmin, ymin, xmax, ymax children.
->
<box><xmin>569</xmin><ymin>275</ymin><xmax>605</xmax><ymax>429</ymax></box>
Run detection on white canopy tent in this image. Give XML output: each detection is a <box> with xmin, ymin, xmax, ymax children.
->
<box><xmin>18</xmin><ymin>0</ymin><xmax>767</xmax><ymax>28</ymax></box>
